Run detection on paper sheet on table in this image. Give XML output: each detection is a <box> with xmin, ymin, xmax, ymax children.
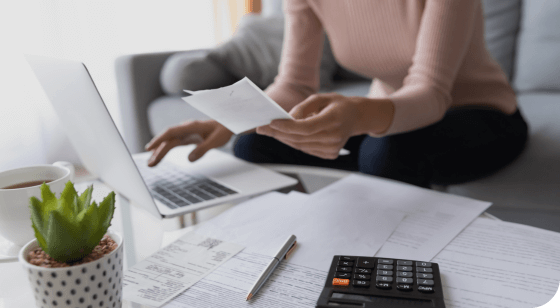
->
<box><xmin>182</xmin><ymin>77</ymin><xmax>292</xmax><ymax>134</ymax></box>
<box><xmin>163</xmin><ymin>251</ymin><xmax>327</xmax><ymax>308</ymax></box>
<box><xmin>122</xmin><ymin>232</ymin><xmax>244</xmax><ymax>307</ymax></box>
<box><xmin>195</xmin><ymin>191</ymin><xmax>405</xmax><ymax>270</ymax></box>
<box><xmin>310</xmin><ymin>174</ymin><xmax>491</xmax><ymax>261</ymax></box>
<box><xmin>434</xmin><ymin>217</ymin><xmax>560</xmax><ymax>308</ymax></box>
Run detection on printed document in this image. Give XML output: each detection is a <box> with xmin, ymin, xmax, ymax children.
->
<box><xmin>123</xmin><ymin>232</ymin><xmax>244</xmax><ymax>307</ymax></box>
<box><xmin>435</xmin><ymin>217</ymin><xmax>560</xmax><ymax>308</ymax></box>
<box><xmin>310</xmin><ymin>174</ymin><xmax>491</xmax><ymax>261</ymax></box>
<box><xmin>195</xmin><ymin>191</ymin><xmax>405</xmax><ymax>270</ymax></box>
<box><xmin>183</xmin><ymin>77</ymin><xmax>292</xmax><ymax>134</ymax></box>
<box><xmin>163</xmin><ymin>251</ymin><xmax>326</xmax><ymax>308</ymax></box>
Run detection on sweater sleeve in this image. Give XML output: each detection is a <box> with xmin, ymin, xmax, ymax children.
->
<box><xmin>378</xmin><ymin>0</ymin><xmax>481</xmax><ymax>136</ymax></box>
<box><xmin>264</xmin><ymin>0</ymin><xmax>324</xmax><ymax>112</ymax></box>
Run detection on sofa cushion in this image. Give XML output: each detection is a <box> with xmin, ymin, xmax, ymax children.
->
<box><xmin>159</xmin><ymin>51</ymin><xmax>238</xmax><ymax>95</ymax></box>
<box><xmin>481</xmin><ymin>0</ymin><xmax>521</xmax><ymax>81</ymax></box>
<box><xmin>447</xmin><ymin>93</ymin><xmax>560</xmax><ymax>211</ymax></box>
<box><xmin>513</xmin><ymin>0</ymin><xmax>560</xmax><ymax>92</ymax></box>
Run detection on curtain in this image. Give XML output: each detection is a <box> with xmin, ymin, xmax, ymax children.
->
<box><xmin>0</xmin><ymin>0</ymin><xmax>215</xmax><ymax>172</ymax></box>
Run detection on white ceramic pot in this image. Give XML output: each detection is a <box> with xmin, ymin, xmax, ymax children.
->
<box><xmin>19</xmin><ymin>231</ymin><xmax>123</xmax><ymax>308</ymax></box>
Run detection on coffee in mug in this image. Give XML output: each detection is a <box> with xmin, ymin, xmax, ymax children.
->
<box><xmin>2</xmin><ymin>180</ymin><xmax>54</xmax><ymax>190</ymax></box>
<box><xmin>0</xmin><ymin>162</ymin><xmax>74</xmax><ymax>246</ymax></box>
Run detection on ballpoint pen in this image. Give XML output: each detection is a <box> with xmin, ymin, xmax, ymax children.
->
<box><xmin>246</xmin><ymin>235</ymin><xmax>297</xmax><ymax>300</ymax></box>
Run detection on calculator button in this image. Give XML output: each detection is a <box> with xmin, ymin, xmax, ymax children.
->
<box><xmin>417</xmin><ymin>279</ymin><xmax>435</xmax><ymax>286</ymax></box>
<box><xmin>335</xmin><ymin>272</ymin><xmax>351</xmax><ymax>279</ymax></box>
<box><xmin>416</xmin><ymin>267</ymin><xmax>433</xmax><ymax>273</ymax></box>
<box><xmin>416</xmin><ymin>262</ymin><xmax>432</xmax><ymax>268</ymax></box>
<box><xmin>396</xmin><ymin>277</ymin><xmax>413</xmax><ymax>284</ymax></box>
<box><xmin>378</xmin><ymin>265</ymin><xmax>393</xmax><ymax>270</ymax></box>
<box><xmin>416</xmin><ymin>273</ymin><xmax>433</xmax><ymax>279</ymax></box>
<box><xmin>336</xmin><ymin>266</ymin><xmax>352</xmax><ymax>272</ymax></box>
<box><xmin>355</xmin><ymin>268</ymin><xmax>372</xmax><ymax>274</ymax></box>
<box><xmin>353</xmin><ymin>274</ymin><xmax>371</xmax><ymax>280</ymax></box>
<box><xmin>376</xmin><ymin>276</ymin><xmax>393</xmax><ymax>283</ymax></box>
<box><xmin>353</xmin><ymin>280</ymin><xmax>370</xmax><ymax>287</ymax></box>
<box><xmin>338</xmin><ymin>261</ymin><xmax>354</xmax><ymax>267</ymax></box>
<box><xmin>397</xmin><ymin>266</ymin><xmax>412</xmax><ymax>271</ymax></box>
<box><xmin>377</xmin><ymin>270</ymin><xmax>393</xmax><ymax>276</ymax></box>
<box><xmin>376</xmin><ymin>282</ymin><xmax>392</xmax><ymax>290</ymax></box>
<box><xmin>418</xmin><ymin>286</ymin><xmax>434</xmax><ymax>293</ymax></box>
<box><xmin>397</xmin><ymin>260</ymin><xmax>413</xmax><ymax>266</ymax></box>
<box><xmin>397</xmin><ymin>284</ymin><xmax>413</xmax><ymax>292</ymax></box>
<box><xmin>332</xmin><ymin>278</ymin><xmax>350</xmax><ymax>286</ymax></box>
<box><xmin>356</xmin><ymin>257</ymin><xmax>375</xmax><ymax>268</ymax></box>
<box><xmin>378</xmin><ymin>259</ymin><xmax>393</xmax><ymax>264</ymax></box>
<box><xmin>339</xmin><ymin>256</ymin><xmax>356</xmax><ymax>261</ymax></box>
<box><xmin>397</xmin><ymin>272</ymin><xmax>413</xmax><ymax>278</ymax></box>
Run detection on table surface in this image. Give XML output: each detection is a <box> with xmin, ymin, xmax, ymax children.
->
<box><xmin>0</xmin><ymin>163</ymin><xmax>501</xmax><ymax>308</ymax></box>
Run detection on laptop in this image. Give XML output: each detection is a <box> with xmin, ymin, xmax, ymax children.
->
<box><xmin>25</xmin><ymin>55</ymin><xmax>297</xmax><ymax>218</ymax></box>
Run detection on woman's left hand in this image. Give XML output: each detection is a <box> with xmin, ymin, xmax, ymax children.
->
<box><xmin>257</xmin><ymin>93</ymin><xmax>365</xmax><ymax>160</ymax></box>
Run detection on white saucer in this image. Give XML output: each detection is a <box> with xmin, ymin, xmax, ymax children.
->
<box><xmin>0</xmin><ymin>234</ymin><xmax>22</xmax><ymax>263</ymax></box>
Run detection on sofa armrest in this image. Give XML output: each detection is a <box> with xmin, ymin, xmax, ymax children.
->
<box><xmin>115</xmin><ymin>50</ymin><xmax>210</xmax><ymax>153</ymax></box>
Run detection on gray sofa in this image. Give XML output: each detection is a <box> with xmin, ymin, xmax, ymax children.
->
<box><xmin>115</xmin><ymin>0</ymin><xmax>560</xmax><ymax>231</ymax></box>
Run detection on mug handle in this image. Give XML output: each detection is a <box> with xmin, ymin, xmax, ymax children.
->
<box><xmin>53</xmin><ymin>161</ymin><xmax>75</xmax><ymax>182</ymax></box>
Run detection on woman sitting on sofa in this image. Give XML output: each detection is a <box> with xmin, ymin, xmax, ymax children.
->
<box><xmin>146</xmin><ymin>0</ymin><xmax>528</xmax><ymax>188</ymax></box>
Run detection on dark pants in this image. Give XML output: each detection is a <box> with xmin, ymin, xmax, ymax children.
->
<box><xmin>234</xmin><ymin>108</ymin><xmax>528</xmax><ymax>188</ymax></box>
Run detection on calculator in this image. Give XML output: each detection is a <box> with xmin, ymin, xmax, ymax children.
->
<box><xmin>315</xmin><ymin>256</ymin><xmax>445</xmax><ymax>308</ymax></box>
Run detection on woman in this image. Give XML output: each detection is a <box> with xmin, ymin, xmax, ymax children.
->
<box><xmin>146</xmin><ymin>0</ymin><xmax>528</xmax><ymax>188</ymax></box>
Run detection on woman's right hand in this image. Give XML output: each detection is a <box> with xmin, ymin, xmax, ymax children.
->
<box><xmin>145</xmin><ymin>120</ymin><xmax>233</xmax><ymax>167</ymax></box>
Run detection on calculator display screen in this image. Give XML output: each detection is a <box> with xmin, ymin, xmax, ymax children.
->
<box><xmin>330</xmin><ymin>293</ymin><xmax>433</xmax><ymax>306</ymax></box>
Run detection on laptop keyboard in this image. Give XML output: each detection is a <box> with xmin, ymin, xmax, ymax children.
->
<box><xmin>135</xmin><ymin>159</ymin><xmax>238</xmax><ymax>209</ymax></box>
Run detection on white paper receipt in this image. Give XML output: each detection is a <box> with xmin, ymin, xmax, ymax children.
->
<box><xmin>182</xmin><ymin>77</ymin><xmax>293</xmax><ymax>134</ymax></box>
<box><xmin>123</xmin><ymin>232</ymin><xmax>244</xmax><ymax>307</ymax></box>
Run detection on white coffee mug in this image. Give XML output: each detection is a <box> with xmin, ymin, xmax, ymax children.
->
<box><xmin>0</xmin><ymin>162</ymin><xmax>75</xmax><ymax>246</ymax></box>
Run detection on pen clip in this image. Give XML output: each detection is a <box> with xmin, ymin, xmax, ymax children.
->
<box><xmin>284</xmin><ymin>241</ymin><xmax>297</xmax><ymax>260</ymax></box>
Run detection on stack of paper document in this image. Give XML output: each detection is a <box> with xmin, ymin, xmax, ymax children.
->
<box><xmin>123</xmin><ymin>232</ymin><xmax>244</xmax><ymax>307</ymax></box>
<box><xmin>127</xmin><ymin>173</ymin><xmax>560</xmax><ymax>308</ymax></box>
<box><xmin>165</xmin><ymin>218</ymin><xmax>560</xmax><ymax>308</ymax></box>
<box><xmin>159</xmin><ymin>174</ymin><xmax>496</xmax><ymax>307</ymax></box>
<box><xmin>434</xmin><ymin>217</ymin><xmax>560</xmax><ymax>308</ymax></box>
<box><xmin>195</xmin><ymin>190</ymin><xmax>405</xmax><ymax>270</ymax></box>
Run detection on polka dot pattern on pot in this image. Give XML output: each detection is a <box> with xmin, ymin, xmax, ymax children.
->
<box><xmin>22</xmin><ymin>233</ymin><xmax>123</xmax><ymax>308</ymax></box>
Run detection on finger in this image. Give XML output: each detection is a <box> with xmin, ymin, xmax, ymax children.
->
<box><xmin>181</xmin><ymin>133</ymin><xmax>204</xmax><ymax>145</ymax></box>
<box><xmin>145</xmin><ymin>122</ymin><xmax>199</xmax><ymax>151</ymax></box>
<box><xmin>291</xmin><ymin>142</ymin><xmax>342</xmax><ymax>153</ymax></box>
<box><xmin>278</xmin><ymin>137</ymin><xmax>340</xmax><ymax>159</ymax></box>
<box><xmin>147</xmin><ymin>139</ymin><xmax>182</xmax><ymax>167</ymax></box>
<box><xmin>270</xmin><ymin>104</ymin><xmax>338</xmax><ymax>135</ymax></box>
<box><xmin>303</xmin><ymin>148</ymin><xmax>339</xmax><ymax>160</ymax></box>
<box><xmin>188</xmin><ymin>129</ymin><xmax>229</xmax><ymax>162</ymax></box>
<box><xmin>255</xmin><ymin>125</ymin><xmax>272</xmax><ymax>135</ymax></box>
<box><xmin>259</xmin><ymin>127</ymin><xmax>344</xmax><ymax>144</ymax></box>
<box><xmin>290</xmin><ymin>94</ymin><xmax>331</xmax><ymax>119</ymax></box>
<box><xmin>281</xmin><ymin>139</ymin><xmax>341</xmax><ymax>159</ymax></box>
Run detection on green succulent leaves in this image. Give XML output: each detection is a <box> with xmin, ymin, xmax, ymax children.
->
<box><xmin>29</xmin><ymin>182</ymin><xmax>115</xmax><ymax>263</ymax></box>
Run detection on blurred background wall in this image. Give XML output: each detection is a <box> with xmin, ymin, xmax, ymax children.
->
<box><xmin>0</xmin><ymin>0</ymin><xmax>260</xmax><ymax>172</ymax></box>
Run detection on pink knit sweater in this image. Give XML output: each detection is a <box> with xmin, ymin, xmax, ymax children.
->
<box><xmin>265</xmin><ymin>0</ymin><xmax>518</xmax><ymax>136</ymax></box>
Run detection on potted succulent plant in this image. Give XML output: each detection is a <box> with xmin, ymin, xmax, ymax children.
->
<box><xmin>18</xmin><ymin>182</ymin><xmax>123</xmax><ymax>308</ymax></box>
